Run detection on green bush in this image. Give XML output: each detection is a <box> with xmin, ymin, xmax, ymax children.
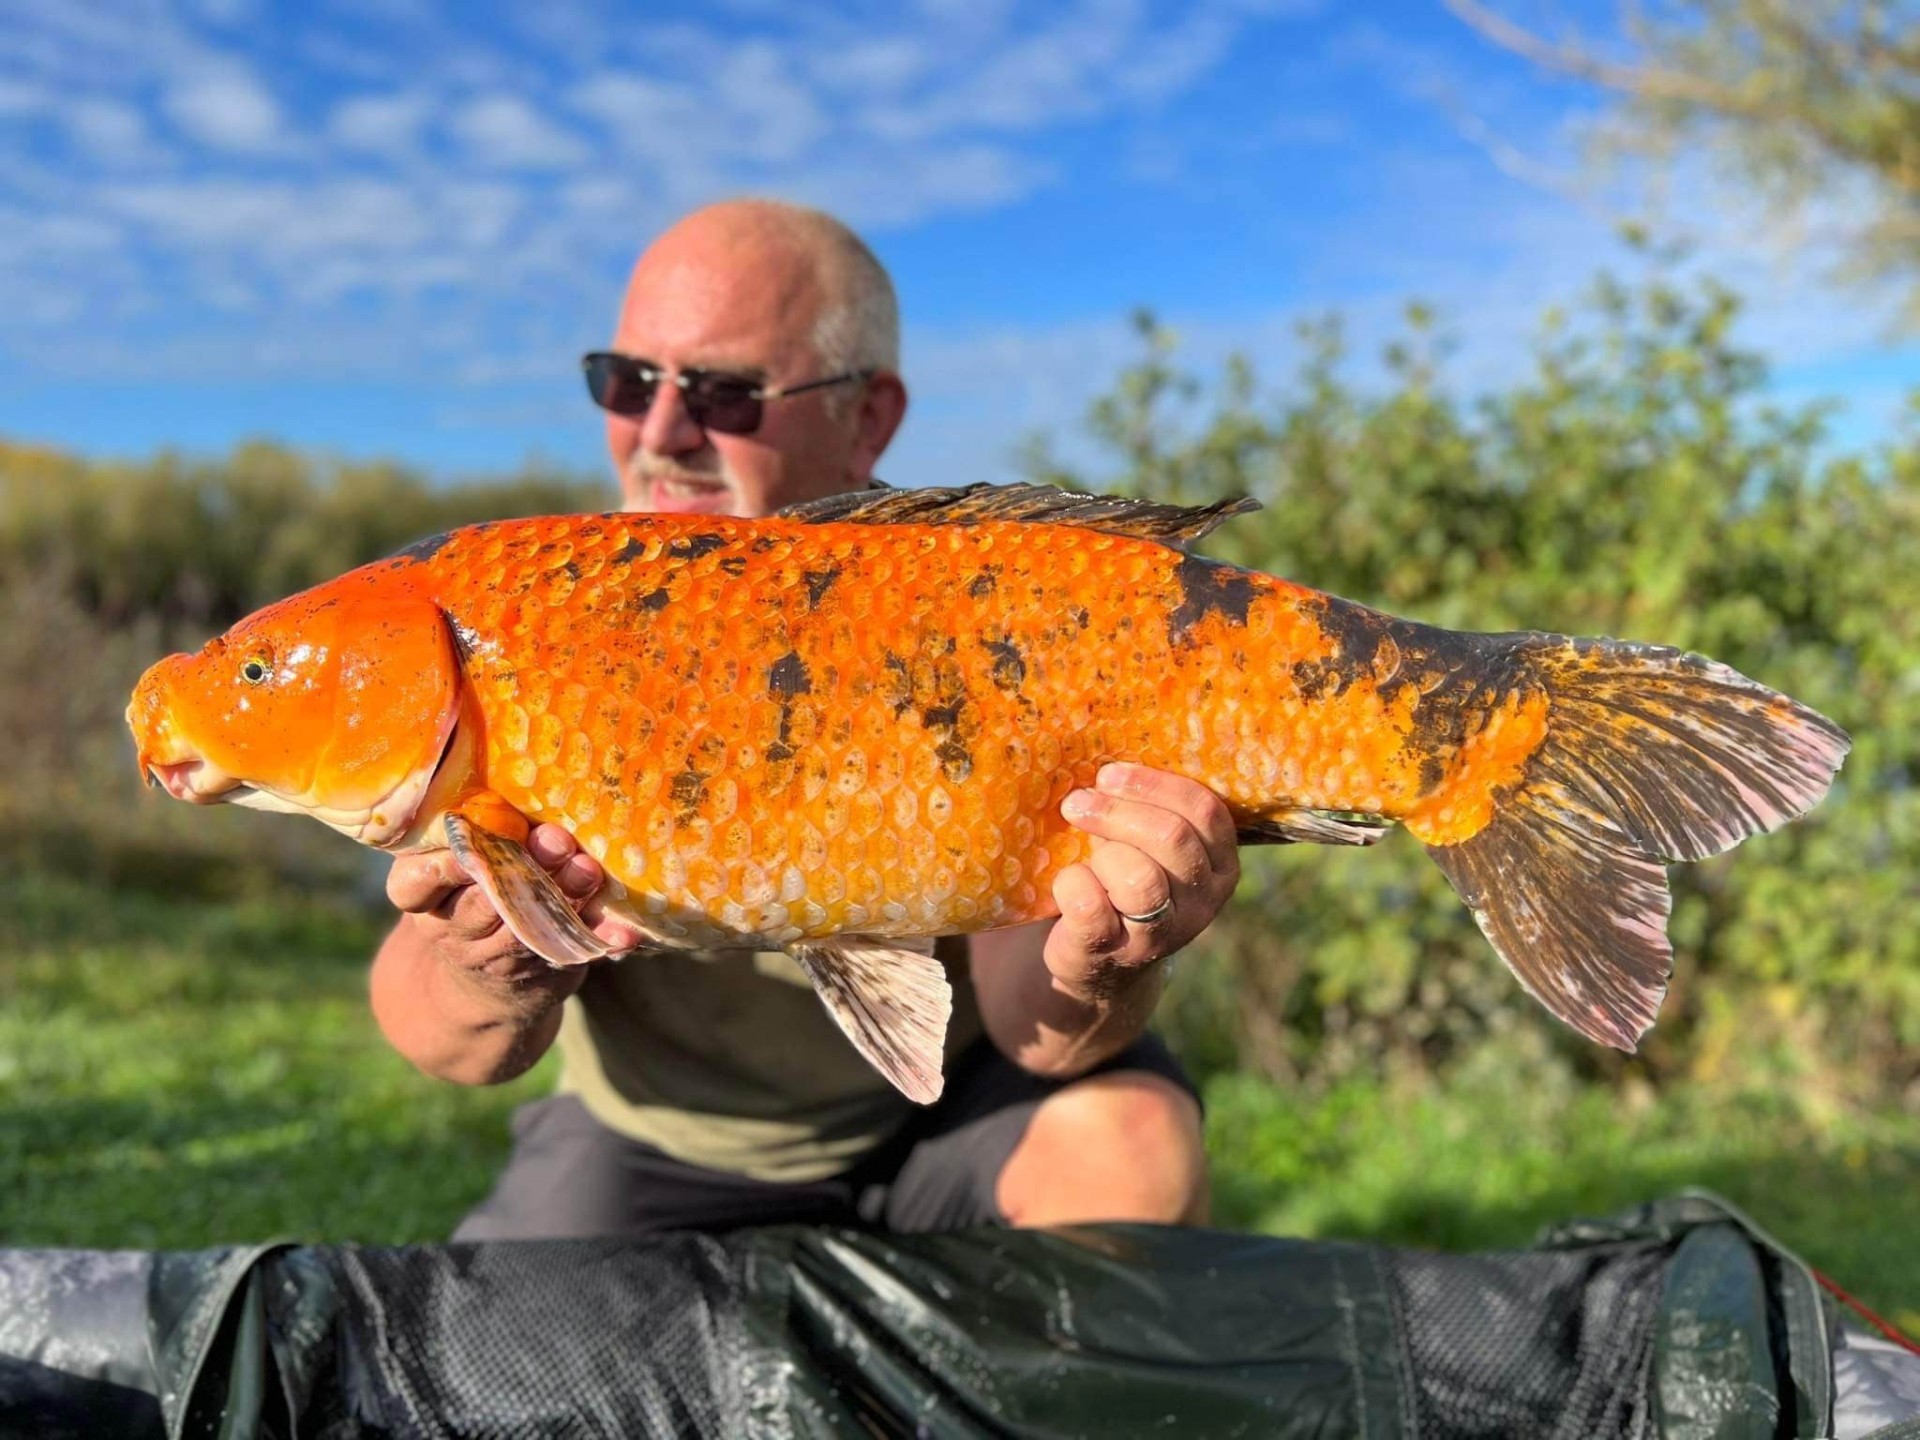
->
<box><xmin>1024</xmin><ymin>272</ymin><xmax>1919</xmax><ymax>1099</ymax></box>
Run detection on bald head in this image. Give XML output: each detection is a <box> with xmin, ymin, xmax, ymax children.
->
<box><xmin>631</xmin><ymin>199</ymin><xmax>899</xmax><ymax>379</ymax></box>
<box><xmin>602</xmin><ymin>199</ymin><xmax>908</xmax><ymax>518</ymax></box>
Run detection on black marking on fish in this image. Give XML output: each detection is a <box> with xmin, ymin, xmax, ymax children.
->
<box><xmin>392</xmin><ymin>530</ymin><xmax>455</xmax><ymax>563</ymax></box>
<box><xmin>751</xmin><ymin>536</ymin><xmax>779</xmax><ymax>554</ymax></box>
<box><xmin>599</xmin><ymin>744</ymin><xmax>628</xmax><ymax>792</ymax></box>
<box><xmin>769</xmin><ymin>651</ymin><xmax>812</xmax><ymax>697</ymax></box>
<box><xmin>762</xmin><ymin>652</ymin><xmax>813</xmax><ymax>771</ymax></box>
<box><xmin>718</xmin><ymin>555</ymin><xmax>748</xmax><ymax>576</ymax></box>
<box><xmin>1288</xmin><ymin>656</ymin><xmax>1344</xmax><ymax>702</ymax></box>
<box><xmin>562</xmin><ymin>560</ymin><xmax>582</xmax><ymax>581</ymax></box>
<box><xmin>983</xmin><ymin>638</ymin><xmax>1026</xmax><ymax>691</ymax></box>
<box><xmin>935</xmin><ymin>738</ymin><xmax>973</xmax><ymax>783</ymax></box>
<box><xmin>883</xmin><ymin>652</ymin><xmax>913</xmax><ymax>716</ymax></box>
<box><xmin>921</xmin><ymin>701</ymin><xmax>963</xmax><ymax>730</ymax></box>
<box><xmin>1167</xmin><ymin>554</ymin><xmax>1256</xmax><ymax>647</ymax></box>
<box><xmin>804</xmin><ymin>567</ymin><xmax>841</xmax><ymax>609</ymax></box>
<box><xmin>667</xmin><ymin>533</ymin><xmax>729</xmax><ymax>561</ymax></box>
<box><xmin>968</xmin><ymin>566</ymin><xmax>1000</xmax><ymax>599</ymax></box>
<box><xmin>610</xmin><ymin>536</ymin><xmax>647</xmax><ymax>565</ymax></box>
<box><xmin>1291</xmin><ymin>596</ymin><xmax>1531</xmax><ymax>799</ymax></box>
<box><xmin>670</xmin><ymin>767</ymin><xmax>707</xmax><ymax>816</ymax></box>
<box><xmin>634</xmin><ymin>587</ymin><xmax>672</xmax><ymax>612</ymax></box>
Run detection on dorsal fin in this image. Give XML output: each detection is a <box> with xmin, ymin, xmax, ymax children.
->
<box><xmin>776</xmin><ymin>482</ymin><xmax>1259</xmax><ymax>548</ymax></box>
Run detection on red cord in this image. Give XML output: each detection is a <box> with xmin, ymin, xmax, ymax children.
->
<box><xmin>1813</xmin><ymin>1268</ymin><xmax>1920</xmax><ymax>1355</ymax></box>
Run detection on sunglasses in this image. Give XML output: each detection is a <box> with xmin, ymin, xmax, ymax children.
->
<box><xmin>581</xmin><ymin>352</ymin><xmax>872</xmax><ymax>436</ymax></box>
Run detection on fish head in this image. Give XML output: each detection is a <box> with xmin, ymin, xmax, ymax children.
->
<box><xmin>128</xmin><ymin>582</ymin><xmax>462</xmax><ymax>848</ymax></box>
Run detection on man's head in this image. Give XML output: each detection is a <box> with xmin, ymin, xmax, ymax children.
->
<box><xmin>600</xmin><ymin>199</ymin><xmax>907</xmax><ymax>518</ymax></box>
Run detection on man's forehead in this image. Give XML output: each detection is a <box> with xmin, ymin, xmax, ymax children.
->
<box><xmin>614</xmin><ymin>243</ymin><xmax>823</xmax><ymax>367</ymax></box>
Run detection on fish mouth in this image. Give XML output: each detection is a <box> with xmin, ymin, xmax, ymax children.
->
<box><xmin>142</xmin><ymin>711</ymin><xmax>460</xmax><ymax>848</ymax></box>
<box><xmin>148</xmin><ymin>757</ymin><xmax>251</xmax><ymax>805</ymax></box>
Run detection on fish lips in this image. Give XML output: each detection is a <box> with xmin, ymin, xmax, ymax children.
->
<box><xmin>147</xmin><ymin>757</ymin><xmax>250</xmax><ymax>804</ymax></box>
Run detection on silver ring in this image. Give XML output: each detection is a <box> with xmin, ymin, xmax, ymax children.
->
<box><xmin>1118</xmin><ymin>897</ymin><xmax>1173</xmax><ymax>926</ymax></box>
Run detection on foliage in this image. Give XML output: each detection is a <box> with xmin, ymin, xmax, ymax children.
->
<box><xmin>0</xmin><ymin>441</ymin><xmax>604</xmax><ymax>894</ymax></box>
<box><xmin>1448</xmin><ymin>0</ymin><xmax>1920</xmax><ymax>323</ymax></box>
<box><xmin>0</xmin><ymin>439</ymin><xmax>606</xmax><ymax>637</ymax></box>
<box><xmin>1024</xmin><ymin>271</ymin><xmax>1920</xmax><ymax>1100</ymax></box>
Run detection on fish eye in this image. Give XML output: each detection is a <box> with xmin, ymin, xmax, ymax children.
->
<box><xmin>240</xmin><ymin>658</ymin><xmax>270</xmax><ymax>685</ymax></box>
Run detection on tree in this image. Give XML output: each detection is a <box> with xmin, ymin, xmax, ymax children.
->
<box><xmin>1447</xmin><ymin>0</ymin><xmax>1920</xmax><ymax>324</ymax></box>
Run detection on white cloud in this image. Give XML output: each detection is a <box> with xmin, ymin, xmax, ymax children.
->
<box><xmin>805</xmin><ymin>37</ymin><xmax>934</xmax><ymax>95</ymax></box>
<box><xmin>0</xmin><ymin>79</ymin><xmax>49</xmax><ymax>115</ymax></box>
<box><xmin>163</xmin><ymin>67</ymin><xmax>286</xmax><ymax>152</ymax></box>
<box><xmin>448</xmin><ymin>93</ymin><xmax>587</xmax><ymax>170</ymax></box>
<box><xmin>64</xmin><ymin>97</ymin><xmax>168</xmax><ymax>163</ymax></box>
<box><xmin>328</xmin><ymin>90</ymin><xmax>434</xmax><ymax>158</ymax></box>
<box><xmin>1111</xmin><ymin>11</ymin><xmax>1235</xmax><ymax>102</ymax></box>
<box><xmin>709</xmin><ymin>44</ymin><xmax>829</xmax><ymax>164</ymax></box>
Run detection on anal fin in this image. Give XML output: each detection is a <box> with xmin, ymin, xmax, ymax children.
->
<box><xmin>444</xmin><ymin>812</ymin><xmax>615</xmax><ymax>967</ymax></box>
<box><xmin>1237</xmin><ymin>809</ymin><xmax>1390</xmax><ymax>846</ymax></box>
<box><xmin>792</xmin><ymin>936</ymin><xmax>953</xmax><ymax>1105</ymax></box>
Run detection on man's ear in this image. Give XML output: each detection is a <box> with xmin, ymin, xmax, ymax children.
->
<box><xmin>848</xmin><ymin>371</ymin><xmax>907</xmax><ymax>483</ymax></box>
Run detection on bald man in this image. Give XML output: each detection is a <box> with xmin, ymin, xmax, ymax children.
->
<box><xmin>371</xmin><ymin>200</ymin><xmax>1231</xmax><ymax>1238</ymax></box>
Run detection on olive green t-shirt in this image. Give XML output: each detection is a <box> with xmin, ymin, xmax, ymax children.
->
<box><xmin>554</xmin><ymin>937</ymin><xmax>983</xmax><ymax>1183</ymax></box>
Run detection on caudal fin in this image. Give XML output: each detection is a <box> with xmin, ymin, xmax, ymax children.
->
<box><xmin>1424</xmin><ymin>637</ymin><xmax>1849</xmax><ymax>1051</ymax></box>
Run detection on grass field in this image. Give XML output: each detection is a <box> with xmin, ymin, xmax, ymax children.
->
<box><xmin>2</xmin><ymin>872</ymin><xmax>1914</xmax><ymax>1333</ymax></box>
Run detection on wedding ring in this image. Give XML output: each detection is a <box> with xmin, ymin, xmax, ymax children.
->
<box><xmin>1118</xmin><ymin>897</ymin><xmax>1174</xmax><ymax>926</ymax></box>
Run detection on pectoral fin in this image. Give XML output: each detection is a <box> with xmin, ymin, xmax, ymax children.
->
<box><xmin>443</xmin><ymin>811</ymin><xmax>615</xmax><ymax>967</ymax></box>
<box><xmin>792</xmin><ymin>936</ymin><xmax>953</xmax><ymax>1105</ymax></box>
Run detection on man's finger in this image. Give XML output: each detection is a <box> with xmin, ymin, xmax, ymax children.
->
<box><xmin>526</xmin><ymin>824</ymin><xmax>579</xmax><ymax>868</ymax></box>
<box><xmin>1092</xmin><ymin>763</ymin><xmax>1238</xmax><ymax>876</ymax></box>
<box><xmin>387</xmin><ymin>849</ymin><xmax>470</xmax><ymax>914</ymax></box>
<box><xmin>1061</xmin><ymin>787</ymin><xmax>1213</xmax><ymax>890</ymax></box>
<box><xmin>529</xmin><ymin>824</ymin><xmax>606</xmax><ymax>901</ymax></box>
<box><xmin>1085</xmin><ymin>842</ymin><xmax>1174</xmax><ymax>930</ymax></box>
<box><xmin>1049</xmin><ymin>863</ymin><xmax>1128</xmax><ymax>960</ymax></box>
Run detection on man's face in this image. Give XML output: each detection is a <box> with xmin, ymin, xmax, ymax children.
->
<box><xmin>605</xmin><ymin>227</ymin><xmax>870</xmax><ymax>520</ymax></box>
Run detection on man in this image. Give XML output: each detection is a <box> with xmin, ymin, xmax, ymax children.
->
<box><xmin>370</xmin><ymin>199</ymin><xmax>1237</xmax><ymax>1238</ymax></box>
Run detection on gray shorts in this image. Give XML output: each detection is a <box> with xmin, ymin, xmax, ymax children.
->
<box><xmin>454</xmin><ymin>1033</ymin><xmax>1198</xmax><ymax>1240</ymax></box>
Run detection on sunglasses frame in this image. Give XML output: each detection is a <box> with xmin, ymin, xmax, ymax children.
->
<box><xmin>581</xmin><ymin>352</ymin><xmax>874</xmax><ymax>435</ymax></box>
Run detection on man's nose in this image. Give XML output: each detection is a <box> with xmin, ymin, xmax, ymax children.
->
<box><xmin>637</xmin><ymin>374</ymin><xmax>707</xmax><ymax>456</ymax></box>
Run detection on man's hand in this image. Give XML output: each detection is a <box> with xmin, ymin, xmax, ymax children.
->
<box><xmin>386</xmin><ymin>823</ymin><xmax>640</xmax><ymax>986</ymax></box>
<box><xmin>971</xmin><ymin>763</ymin><xmax>1239</xmax><ymax>1078</ymax></box>
<box><xmin>371</xmin><ymin>823</ymin><xmax>639</xmax><ymax>1085</ymax></box>
<box><xmin>1049</xmin><ymin>762</ymin><xmax>1240</xmax><ymax>997</ymax></box>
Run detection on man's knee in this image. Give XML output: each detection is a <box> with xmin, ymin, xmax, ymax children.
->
<box><xmin>995</xmin><ymin>1070</ymin><xmax>1209</xmax><ymax>1228</ymax></box>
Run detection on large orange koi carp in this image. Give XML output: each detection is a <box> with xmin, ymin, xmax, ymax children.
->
<box><xmin>128</xmin><ymin>484</ymin><xmax>1847</xmax><ymax>1101</ymax></box>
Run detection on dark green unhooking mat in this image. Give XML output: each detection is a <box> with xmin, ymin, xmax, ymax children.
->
<box><xmin>1</xmin><ymin>1191</ymin><xmax>1913</xmax><ymax>1438</ymax></box>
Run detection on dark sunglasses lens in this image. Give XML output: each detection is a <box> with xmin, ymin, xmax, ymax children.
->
<box><xmin>585</xmin><ymin>355</ymin><xmax>658</xmax><ymax>415</ymax></box>
<box><xmin>685</xmin><ymin>375</ymin><xmax>763</xmax><ymax>435</ymax></box>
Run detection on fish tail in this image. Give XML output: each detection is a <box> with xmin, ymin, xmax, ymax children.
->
<box><xmin>1419</xmin><ymin>636</ymin><xmax>1849</xmax><ymax>1051</ymax></box>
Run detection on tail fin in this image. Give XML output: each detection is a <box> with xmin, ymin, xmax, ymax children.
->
<box><xmin>1424</xmin><ymin>637</ymin><xmax>1849</xmax><ymax>1051</ymax></box>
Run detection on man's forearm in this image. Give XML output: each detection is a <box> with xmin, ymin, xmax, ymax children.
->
<box><xmin>970</xmin><ymin>922</ymin><xmax>1167</xmax><ymax>1079</ymax></box>
<box><xmin>369</xmin><ymin>918</ymin><xmax>581</xmax><ymax>1086</ymax></box>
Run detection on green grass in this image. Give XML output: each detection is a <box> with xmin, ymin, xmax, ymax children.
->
<box><xmin>2</xmin><ymin>873</ymin><xmax>1915</xmax><ymax>1336</ymax></box>
<box><xmin>1206</xmin><ymin>1059</ymin><xmax>1920</xmax><ymax>1333</ymax></box>
<box><xmin>0</xmin><ymin>873</ymin><xmax>552</xmax><ymax>1247</ymax></box>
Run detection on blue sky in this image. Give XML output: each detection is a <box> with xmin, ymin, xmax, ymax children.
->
<box><xmin>2</xmin><ymin>0</ymin><xmax>1914</xmax><ymax>493</ymax></box>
